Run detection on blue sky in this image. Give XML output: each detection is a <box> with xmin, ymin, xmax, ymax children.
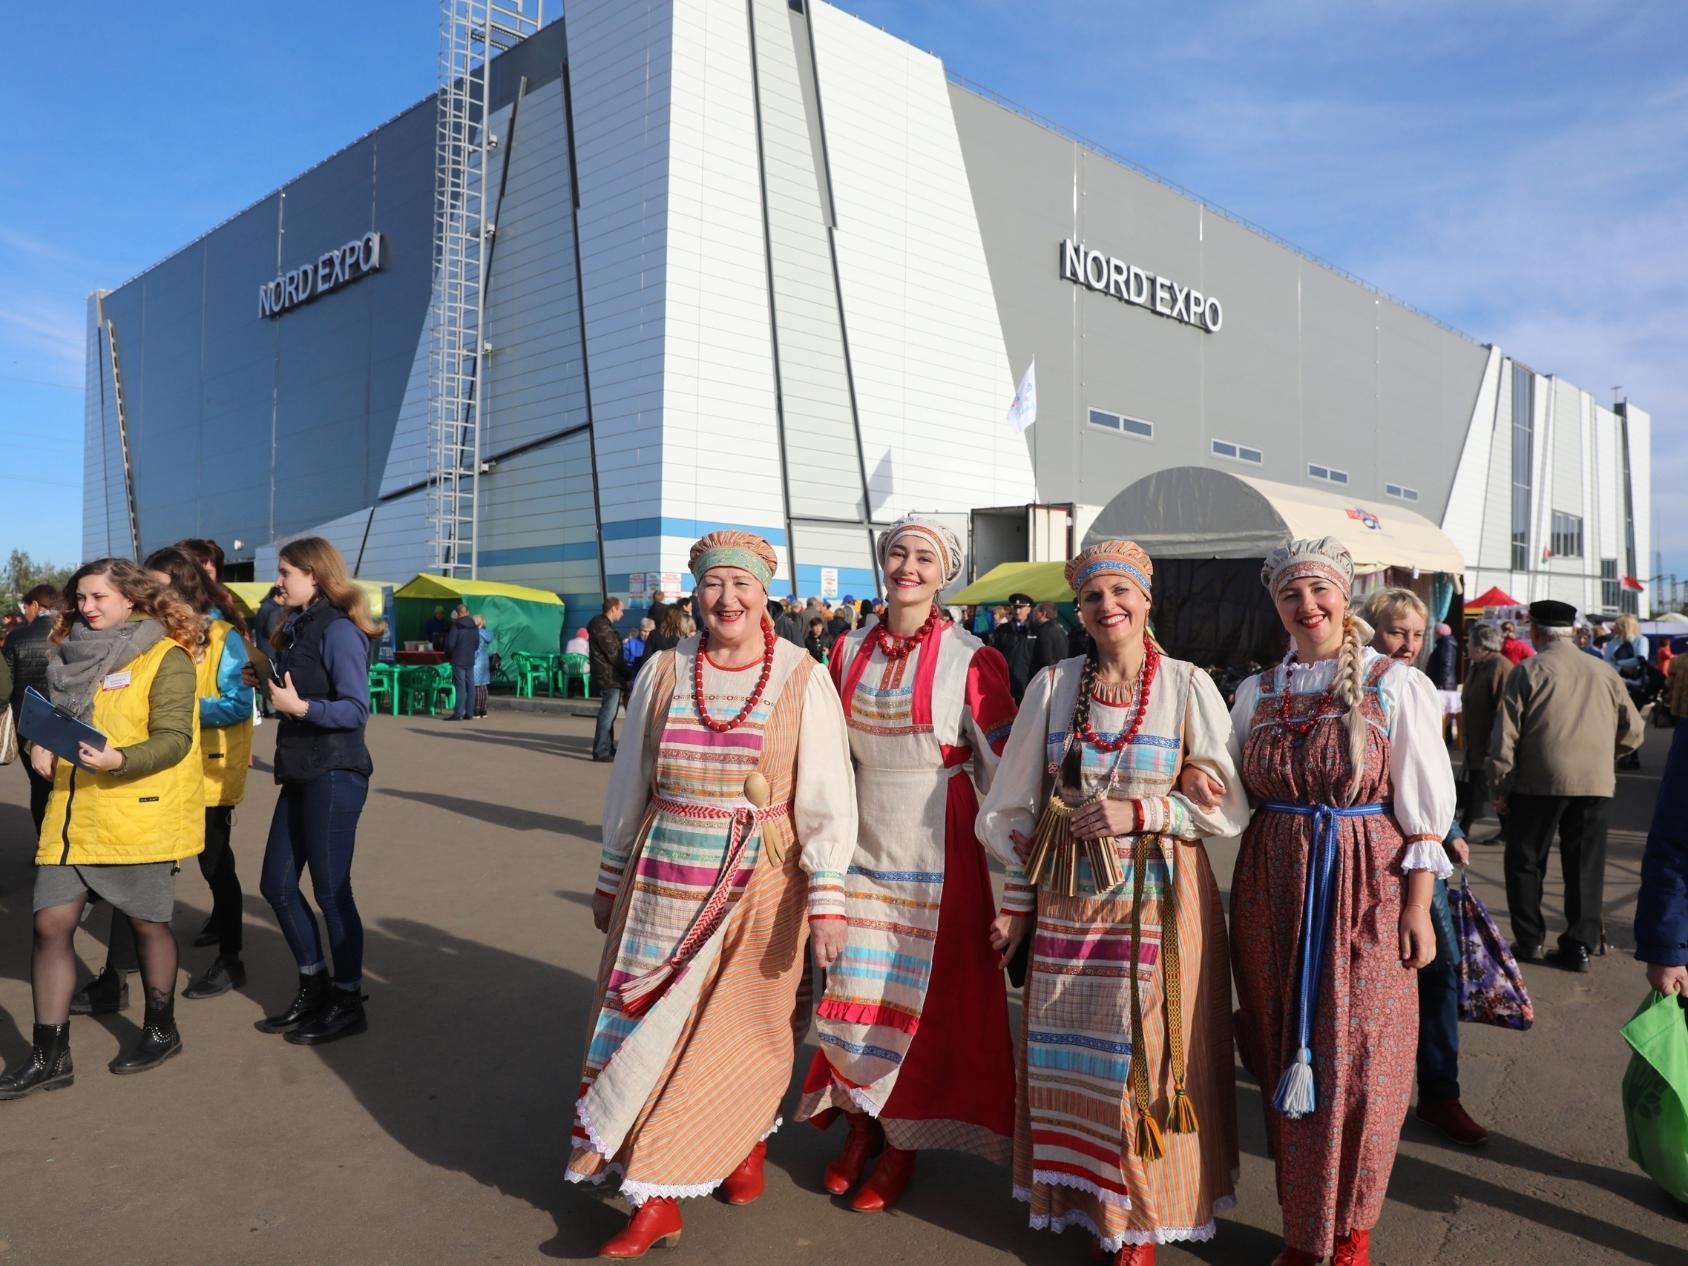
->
<box><xmin>4</xmin><ymin>1</ymin><xmax>1684</xmax><ymax>586</ymax></box>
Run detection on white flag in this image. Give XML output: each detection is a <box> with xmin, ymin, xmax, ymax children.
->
<box><xmin>1006</xmin><ymin>358</ymin><xmax>1037</xmax><ymax>433</ymax></box>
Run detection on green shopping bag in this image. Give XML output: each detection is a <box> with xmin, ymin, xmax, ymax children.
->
<box><xmin>1620</xmin><ymin>989</ymin><xmax>1688</xmax><ymax>1203</ymax></box>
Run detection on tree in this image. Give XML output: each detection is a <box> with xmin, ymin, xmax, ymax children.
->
<box><xmin>4</xmin><ymin>550</ymin><xmax>74</xmax><ymax>613</ymax></box>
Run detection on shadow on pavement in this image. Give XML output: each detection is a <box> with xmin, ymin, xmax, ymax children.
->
<box><xmin>375</xmin><ymin>787</ymin><xmax>598</xmax><ymax>840</ymax></box>
<box><xmin>407</xmin><ymin>725</ymin><xmax>593</xmax><ymax>760</ymax></box>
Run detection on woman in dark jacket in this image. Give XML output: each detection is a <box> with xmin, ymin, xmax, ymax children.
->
<box><xmin>635</xmin><ymin>603</ymin><xmax>687</xmax><ymax>676</ymax></box>
<box><xmin>246</xmin><ymin>537</ymin><xmax>383</xmax><ymax>1046</ymax></box>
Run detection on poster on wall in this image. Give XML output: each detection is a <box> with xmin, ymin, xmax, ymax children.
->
<box><xmin>820</xmin><ymin>567</ymin><xmax>839</xmax><ymax>600</ymax></box>
<box><xmin>660</xmin><ymin>572</ymin><xmax>683</xmax><ymax>596</ymax></box>
<box><xmin>628</xmin><ymin>572</ymin><xmax>647</xmax><ymax>598</ymax></box>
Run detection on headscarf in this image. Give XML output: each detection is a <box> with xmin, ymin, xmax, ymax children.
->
<box><xmin>877</xmin><ymin>516</ymin><xmax>963</xmax><ymax>588</ymax></box>
<box><xmin>1066</xmin><ymin>539</ymin><xmax>1153</xmax><ymax>599</ymax></box>
<box><xmin>1261</xmin><ymin>535</ymin><xmax>1354</xmax><ymax>597</ymax></box>
<box><xmin>688</xmin><ymin>530</ymin><xmax>778</xmax><ymax>591</ymax></box>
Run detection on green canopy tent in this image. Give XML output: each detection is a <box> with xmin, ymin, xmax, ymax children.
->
<box><xmin>949</xmin><ymin>562</ymin><xmax>1073</xmax><ymax>605</ymax></box>
<box><xmin>391</xmin><ymin>575</ymin><xmax>565</xmax><ymax>663</ymax></box>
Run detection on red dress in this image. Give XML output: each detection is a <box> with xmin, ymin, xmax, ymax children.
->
<box><xmin>795</xmin><ymin>619</ymin><xmax>1018</xmax><ymax>1158</ymax></box>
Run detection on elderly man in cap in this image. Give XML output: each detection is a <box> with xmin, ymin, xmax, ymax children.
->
<box><xmin>991</xmin><ymin>592</ymin><xmax>1039</xmax><ymax>701</ymax></box>
<box><xmin>1491</xmin><ymin>599</ymin><xmax>1644</xmax><ymax>970</ymax></box>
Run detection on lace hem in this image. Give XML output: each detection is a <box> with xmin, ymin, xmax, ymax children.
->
<box><xmin>570</xmin><ymin>1105</ymin><xmax>782</xmax><ymax>1206</ymax></box>
<box><xmin>574</xmin><ymin>1095</ymin><xmax>615</xmax><ymax>1161</ymax></box>
<box><xmin>1013</xmin><ymin>1182</ymin><xmax>1235</xmax><ymax>1248</ymax></box>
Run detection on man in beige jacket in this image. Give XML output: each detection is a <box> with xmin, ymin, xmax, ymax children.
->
<box><xmin>1491</xmin><ymin>599</ymin><xmax>1644</xmax><ymax>971</ymax></box>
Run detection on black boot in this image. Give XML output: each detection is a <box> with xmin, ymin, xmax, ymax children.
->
<box><xmin>285</xmin><ymin>987</ymin><xmax>368</xmax><ymax>1046</ymax></box>
<box><xmin>109</xmin><ymin>997</ymin><xmax>182</xmax><ymax>1075</ymax></box>
<box><xmin>191</xmin><ymin>915</ymin><xmax>218</xmax><ymax>949</ymax></box>
<box><xmin>69</xmin><ymin>965</ymin><xmax>128</xmax><ymax>1016</ymax></box>
<box><xmin>255</xmin><ymin>973</ymin><xmax>330</xmax><ymax>1034</ymax></box>
<box><xmin>182</xmin><ymin>955</ymin><xmax>247</xmax><ymax>1000</ymax></box>
<box><xmin>0</xmin><ymin>1024</ymin><xmax>74</xmax><ymax>1100</ymax></box>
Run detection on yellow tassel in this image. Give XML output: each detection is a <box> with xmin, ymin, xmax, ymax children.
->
<box><xmin>1169</xmin><ymin>1086</ymin><xmax>1200</xmax><ymax>1135</ymax></box>
<box><xmin>1134</xmin><ymin>1112</ymin><xmax>1165</xmax><ymax>1161</ymax></box>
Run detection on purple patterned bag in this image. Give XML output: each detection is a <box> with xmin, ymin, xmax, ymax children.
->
<box><xmin>1451</xmin><ymin>876</ymin><xmax>1534</xmax><ymax>1030</ymax></box>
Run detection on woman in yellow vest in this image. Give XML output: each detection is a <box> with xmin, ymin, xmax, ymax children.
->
<box><xmin>0</xmin><ymin>559</ymin><xmax>205</xmax><ymax>1101</ymax></box>
<box><xmin>144</xmin><ymin>547</ymin><xmax>254</xmax><ymax>1000</ymax></box>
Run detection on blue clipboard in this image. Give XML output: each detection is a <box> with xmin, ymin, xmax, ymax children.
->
<box><xmin>18</xmin><ymin>687</ymin><xmax>108</xmax><ymax>764</ymax></box>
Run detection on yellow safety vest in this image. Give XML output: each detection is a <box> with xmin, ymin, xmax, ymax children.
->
<box><xmin>37</xmin><ymin>638</ymin><xmax>206</xmax><ymax>866</ymax></box>
<box><xmin>198</xmin><ymin>619</ymin><xmax>253</xmax><ymax>807</ymax></box>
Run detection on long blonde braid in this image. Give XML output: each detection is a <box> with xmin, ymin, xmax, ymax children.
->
<box><xmin>1332</xmin><ymin>612</ymin><xmax>1369</xmax><ymax>805</ymax></box>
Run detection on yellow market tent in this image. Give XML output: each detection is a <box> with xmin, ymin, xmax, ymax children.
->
<box><xmin>950</xmin><ymin>561</ymin><xmax>1073</xmax><ymax>606</ymax></box>
<box><xmin>225</xmin><ymin>580</ymin><xmax>392</xmax><ymax>618</ymax></box>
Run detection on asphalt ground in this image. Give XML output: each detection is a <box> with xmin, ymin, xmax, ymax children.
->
<box><xmin>0</xmin><ymin>705</ymin><xmax>1684</xmax><ymax>1265</ymax></box>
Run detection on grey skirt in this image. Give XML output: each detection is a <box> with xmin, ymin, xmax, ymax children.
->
<box><xmin>35</xmin><ymin>861</ymin><xmax>178</xmax><ymax>923</ymax></box>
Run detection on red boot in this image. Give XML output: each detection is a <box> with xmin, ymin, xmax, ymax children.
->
<box><xmin>719</xmin><ymin>1140</ymin><xmax>767</xmax><ymax>1206</ymax></box>
<box><xmin>598</xmin><ymin>1198</ymin><xmax>682</xmax><ymax>1258</ymax></box>
<box><xmin>1269</xmin><ymin>1249</ymin><xmax>1320</xmax><ymax>1266</ymax></box>
<box><xmin>850</xmin><ymin>1145</ymin><xmax>915</xmax><ymax>1212</ymax></box>
<box><xmin>823</xmin><ymin>1113</ymin><xmax>881</xmax><ymax>1195</ymax></box>
<box><xmin>1332</xmin><ymin>1228</ymin><xmax>1371</xmax><ymax>1266</ymax></box>
<box><xmin>1113</xmin><ymin>1244</ymin><xmax>1157</xmax><ymax>1265</ymax></box>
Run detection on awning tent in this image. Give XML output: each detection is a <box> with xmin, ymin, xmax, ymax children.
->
<box><xmin>225</xmin><ymin>580</ymin><xmax>392</xmax><ymax>618</ymax></box>
<box><xmin>1465</xmin><ymin>585</ymin><xmax>1519</xmax><ymax>611</ymax></box>
<box><xmin>949</xmin><ymin>561</ymin><xmax>1073</xmax><ymax>605</ymax></box>
<box><xmin>1085</xmin><ymin>467</ymin><xmax>1466</xmax><ymax>579</ymax></box>
<box><xmin>391</xmin><ymin>575</ymin><xmax>565</xmax><ymax>659</ymax></box>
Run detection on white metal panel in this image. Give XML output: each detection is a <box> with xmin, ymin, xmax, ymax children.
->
<box><xmin>1578</xmin><ymin>390</ymin><xmax>1597</xmax><ymax>612</ymax></box>
<box><xmin>809</xmin><ymin>0</ymin><xmax>1036</xmax><ymax>518</ymax></box>
<box><xmin>1529</xmin><ymin>371</ymin><xmax>1552</xmax><ymax>582</ymax></box>
<box><xmin>569</xmin><ymin>0</ymin><xmax>676</xmax><ymax>529</ymax></box>
<box><xmin>1439</xmin><ymin>345</ymin><xmax>1501</xmax><ymax>577</ymax></box>
<box><xmin>1477</xmin><ymin>358</ymin><xmax>1513</xmax><ymax>573</ymax></box>
<box><xmin>359</xmin><ymin>492</ymin><xmax>432</xmax><ymax>582</ymax></box>
<box><xmin>1627</xmin><ymin>403</ymin><xmax>1651</xmax><ymax>588</ymax></box>
<box><xmin>1593</xmin><ymin>404</ymin><xmax>1621</xmax><ymax>566</ymax></box>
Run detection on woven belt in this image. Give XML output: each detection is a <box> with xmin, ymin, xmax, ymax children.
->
<box><xmin>651</xmin><ymin>795</ymin><xmax>790</xmax><ymax>822</ymax></box>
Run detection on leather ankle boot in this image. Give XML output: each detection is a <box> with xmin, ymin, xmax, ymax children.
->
<box><xmin>255</xmin><ymin>973</ymin><xmax>330</xmax><ymax>1034</ymax></box>
<box><xmin>109</xmin><ymin>999</ymin><xmax>182</xmax><ymax>1075</ymax></box>
<box><xmin>183</xmin><ymin>955</ymin><xmax>247</xmax><ymax>1000</ymax></box>
<box><xmin>850</xmin><ymin>1145</ymin><xmax>916</xmax><ymax>1212</ymax></box>
<box><xmin>599</xmin><ymin>1197</ymin><xmax>682</xmax><ymax>1258</ymax></box>
<box><xmin>285</xmin><ymin>987</ymin><xmax>368</xmax><ymax>1045</ymax></box>
<box><xmin>1113</xmin><ymin>1244</ymin><xmax>1157</xmax><ymax>1266</ymax></box>
<box><xmin>69</xmin><ymin>966</ymin><xmax>128</xmax><ymax>1016</ymax></box>
<box><xmin>720</xmin><ymin>1140</ymin><xmax>767</xmax><ymax>1205</ymax></box>
<box><xmin>1332</xmin><ymin>1228</ymin><xmax>1372</xmax><ymax>1266</ymax></box>
<box><xmin>823</xmin><ymin>1112</ymin><xmax>881</xmax><ymax>1195</ymax></box>
<box><xmin>0</xmin><ymin>1024</ymin><xmax>74</xmax><ymax>1100</ymax></box>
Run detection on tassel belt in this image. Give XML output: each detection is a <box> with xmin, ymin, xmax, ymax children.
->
<box><xmin>615</xmin><ymin>790</ymin><xmax>789</xmax><ymax>1018</ymax></box>
<box><xmin>1259</xmin><ymin>799</ymin><xmax>1393</xmax><ymax>1120</ymax></box>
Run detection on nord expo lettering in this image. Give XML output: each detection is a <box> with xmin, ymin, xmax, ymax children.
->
<box><xmin>1059</xmin><ymin>238</ymin><xmax>1222</xmax><ymax>334</ymax></box>
<box><xmin>258</xmin><ymin>231</ymin><xmax>384</xmax><ymax>319</ymax></box>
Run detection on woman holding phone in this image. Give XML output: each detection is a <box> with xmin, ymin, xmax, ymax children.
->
<box><xmin>247</xmin><ymin>537</ymin><xmax>382</xmax><ymax>1046</ymax></box>
<box><xmin>0</xmin><ymin>559</ymin><xmax>204</xmax><ymax>1099</ymax></box>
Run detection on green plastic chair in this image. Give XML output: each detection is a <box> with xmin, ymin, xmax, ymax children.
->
<box><xmin>516</xmin><ymin>654</ymin><xmax>552</xmax><ymax>699</ymax></box>
<box><xmin>559</xmin><ymin>652</ymin><xmax>591</xmax><ymax>698</ymax></box>
<box><xmin>429</xmin><ymin>663</ymin><xmax>456</xmax><ymax>716</ymax></box>
<box><xmin>367</xmin><ymin>664</ymin><xmax>398</xmax><ymax>715</ymax></box>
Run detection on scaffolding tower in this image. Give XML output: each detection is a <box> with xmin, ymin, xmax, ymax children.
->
<box><xmin>430</xmin><ymin>0</ymin><xmax>542</xmax><ymax>577</ymax></box>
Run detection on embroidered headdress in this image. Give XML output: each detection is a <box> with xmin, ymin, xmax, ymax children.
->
<box><xmin>1065</xmin><ymin>539</ymin><xmax>1153</xmax><ymax>598</ymax></box>
<box><xmin>1261</xmin><ymin>536</ymin><xmax>1354</xmax><ymax>597</ymax></box>
<box><xmin>688</xmin><ymin>531</ymin><xmax>778</xmax><ymax>591</ymax></box>
<box><xmin>877</xmin><ymin>516</ymin><xmax>963</xmax><ymax>588</ymax></box>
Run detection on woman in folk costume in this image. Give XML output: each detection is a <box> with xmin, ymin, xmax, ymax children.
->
<box><xmin>1228</xmin><ymin>538</ymin><xmax>1454</xmax><ymax>1266</ymax></box>
<box><xmin>795</xmin><ymin>516</ymin><xmax>1019</xmax><ymax>1211</ymax></box>
<box><xmin>567</xmin><ymin>531</ymin><xmax>857</xmax><ymax>1259</ymax></box>
<box><xmin>976</xmin><ymin>541</ymin><xmax>1249</xmax><ymax>1266</ymax></box>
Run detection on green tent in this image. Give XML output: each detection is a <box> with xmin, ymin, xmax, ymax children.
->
<box><xmin>392</xmin><ymin>575</ymin><xmax>565</xmax><ymax>662</ymax></box>
<box><xmin>950</xmin><ymin>561</ymin><xmax>1073</xmax><ymax>604</ymax></box>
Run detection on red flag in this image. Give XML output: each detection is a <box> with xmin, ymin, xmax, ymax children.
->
<box><xmin>1622</xmin><ymin>576</ymin><xmax>1645</xmax><ymax>592</ymax></box>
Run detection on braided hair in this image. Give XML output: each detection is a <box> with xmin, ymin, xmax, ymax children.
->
<box><xmin>1331</xmin><ymin>612</ymin><xmax>1370</xmax><ymax>806</ymax></box>
<box><xmin>1061</xmin><ymin>651</ymin><xmax>1103</xmax><ymax>789</ymax></box>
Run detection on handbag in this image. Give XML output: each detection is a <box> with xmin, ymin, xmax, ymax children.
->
<box><xmin>0</xmin><ymin>703</ymin><xmax>17</xmax><ymax>766</ymax></box>
<box><xmin>1621</xmin><ymin>990</ymin><xmax>1688</xmax><ymax>1203</ymax></box>
<box><xmin>1450</xmin><ymin>874</ymin><xmax>1534</xmax><ymax>1030</ymax></box>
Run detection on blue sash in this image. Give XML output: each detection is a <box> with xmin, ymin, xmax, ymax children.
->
<box><xmin>1260</xmin><ymin>799</ymin><xmax>1392</xmax><ymax>1119</ymax></box>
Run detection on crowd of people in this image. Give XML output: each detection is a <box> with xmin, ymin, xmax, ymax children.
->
<box><xmin>1</xmin><ymin>521</ymin><xmax>1679</xmax><ymax>1266</ymax></box>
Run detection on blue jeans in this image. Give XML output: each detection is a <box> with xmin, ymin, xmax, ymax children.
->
<box><xmin>259</xmin><ymin>770</ymin><xmax>368</xmax><ymax>988</ymax></box>
<box><xmin>1416</xmin><ymin>876</ymin><xmax>1462</xmax><ymax>1102</ymax></box>
<box><xmin>451</xmin><ymin>664</ymin><xmax>474</xmax><ymax>718</ymax></box>
<box><xmin>592</xmin><ymin>686</ymin><xmax>623</xmax><ymax>759</ymax></box>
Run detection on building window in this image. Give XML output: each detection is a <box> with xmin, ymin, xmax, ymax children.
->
<box><xmin>1212</xmin><ymin>439</ymin><xmax>1262</xmax><ymax>465</ymax></box>
<box><xmin>1384</xmin><ymin>482</ymin><xmax>1420</xmax><ymax>503</ymax></box>
<box><xmin>1549</xmin><ymin>510</ymin><xmax>1583</xmax><ymax>560</ymax></box>
<box><xmin>1088</xmin><ymin>407</ymin><xmax>1153</xmax><ymax>440</ymax></box>
<box><xmin>1601</xmin><ymin>559</ymin><xmax>1619</xmax><ymax>611</ymax></box>
<box><xmin>1307</xmin><ymin>463</ymin><xmax>1349</xmax><ymax>485</ymax></box>
<box><xmin>1510</xmin><ymin>365</ymin><xmax>1534</xmax><ymax>572</ymax></box>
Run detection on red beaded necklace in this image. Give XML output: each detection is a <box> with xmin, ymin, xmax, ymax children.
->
<box><xmin>694</xmin><ymin>618</ymin><xmax>777</xmax><ymax>733</ymax></box>
<box><xmin>1077</xmin><ymin>644</ymin><xmax>1159</xmax><ymax>753</ymax></box>
<box><xmin>873</xmin><ymin>605</ymin><xmax>942</xmax><ymax>660</ymax></box>
<box><xmin>1273</xmin><ymin>661</ymin><xmax>1341</xmax><ymax>742</ymax></box>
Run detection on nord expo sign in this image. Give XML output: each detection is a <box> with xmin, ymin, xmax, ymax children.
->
<box><xmin>258</xmin><ymin>231</ymin><xmax>384</xmax><ymax>319</ymax></box>
<box><xmin>1059</xmin><ymin>238</ymin><xmax>1222</xmax><ymax>333</ymax></box>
